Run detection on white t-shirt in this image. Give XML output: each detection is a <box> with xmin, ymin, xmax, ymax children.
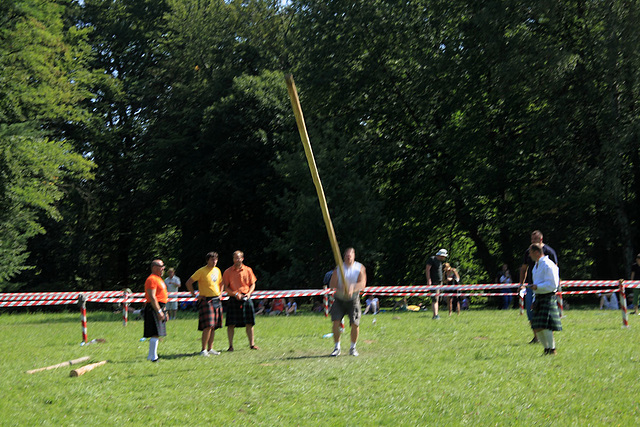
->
<box><xmin>165</xmin><ymin>275</ymin><xmax>181</xmax><ymax>293</ymax></box>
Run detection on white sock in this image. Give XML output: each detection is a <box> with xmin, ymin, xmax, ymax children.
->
<box><xmin>536</xmin><ymin>331</ymin><xmax>548</xmax><ymax>348</ymax></box>
<box><xmin>350</xmin><ymin>342</ymin><xmax>357</xmax><ymax>350</ymax></box>
<box><xmin>334</xmin><ymin>342</ymin><xmax>341</xmax><ymax>350</ymax></box>
<box><xmin>543</xmin><ymin>330</ymin><xmax>555</xmax><ymax>349</ymax></box>
<box><xmin>148</xmin><ymin>338</ymin><xmax>159</xmax><ymax>360</ymax></box>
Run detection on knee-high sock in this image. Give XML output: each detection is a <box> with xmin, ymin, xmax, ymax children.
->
<box><xmin>148</xmin><ymin>338</ymin><xmax>159</xmax><ymax>360</ymax></box>
<box><xmin>536</xmin><ymin>330</ymin><xmax>548</xmax><ymax>348</ymax></box>
<box><xmin>543</xmin><ymin>330</ymin><xmax>555</xmax><ymax>349</ymax></box>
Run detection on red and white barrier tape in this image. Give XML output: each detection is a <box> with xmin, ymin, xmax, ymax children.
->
<box><xmin>4</xmin><ymin>280</ymin><xmax>640</xmax><ymax>307</ymax></box>
<box><xmin>0</xmin><ymin>299</ymin><xmax>77</xmax><ymax>308</ymax></box>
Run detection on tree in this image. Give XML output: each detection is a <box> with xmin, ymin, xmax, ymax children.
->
<box><xmin>0</xmin><ymin>0</ymin><xmax>94</xmax><ymax>290</ymax></box>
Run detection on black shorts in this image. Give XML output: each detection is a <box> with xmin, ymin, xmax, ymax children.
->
<box><xmin>143</xmin><ymin>303</ymin><xmax>167</xmax><ymax>338</ymax></box>
<box><xmin>198</xmin><ymin>297</ymin><xmax>223</xmax><ymax>331</ymax></box>
<box><xmin>225</xmin><ymin>297</ymin><xmax>255</xmax><ymax>327</ymax></box>
<box><xmin>330</xmin><ymin>297</ymin><xmax>361</xmax><ymax>326</ymax></box>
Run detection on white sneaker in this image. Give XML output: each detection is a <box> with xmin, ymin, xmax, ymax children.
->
<box><xmin>200</xmin><ymin>350</ymin><xmax>210</xmax><ymax>357</ymax></box>
<box><xmin>208</xmin><ymin>349</ymin><xmax>220</xmax><ymax>355</ymax></box>
<box><xmin>349</xmin><ymin>348</ymin><xmax>359</xmax><ymax>357</ymax></box>
<box><xmin>330</xmin><ymin>348</ymin><xmax>341</xmax><ymax>357</ymax></box>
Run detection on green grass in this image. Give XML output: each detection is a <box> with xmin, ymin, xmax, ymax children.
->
<box><xmin>1</xmin><ymin>308</ymin><xmax>639</xmax><ymax>425</ymax></box>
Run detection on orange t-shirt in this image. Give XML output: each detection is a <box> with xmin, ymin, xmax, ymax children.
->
<box><xmin>145</xmin><ymin>274</ymin><xmax>168</xmax><ymax>303</ymax></box>
<box><xmin>222</xmin><ymin>264</ymin><xmax>257</xmax><ymax>295</ymax></box>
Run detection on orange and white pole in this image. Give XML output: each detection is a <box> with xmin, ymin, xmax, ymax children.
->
<box><xmin>79</xmin><ymin>293</ymin><xmax>88</xmax><ymax>344</ymax></box>
<box><xmin>619</xmin><ymin>280</ymin><xmax>629</xmax><ymax>328</ymax></box>
<box><xmin>556</xmin><ymin>285</ymin><xmax>564</xmax><ymax>318</ymax></box>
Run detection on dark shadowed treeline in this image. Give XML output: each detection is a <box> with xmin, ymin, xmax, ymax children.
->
<box><xmin>2</xmin><ymin>0</ymin><xmax>639</xmax><ymax>292</ymax></box>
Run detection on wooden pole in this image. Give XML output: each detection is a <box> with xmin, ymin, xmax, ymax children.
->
<box><xmin>26</xmin><ymin>356</ymin><xmax>91</xmax><ymax>374</ymax></box>
<box><xmin>284</xmin><ymin>74</ymin><xmax>348</xmax><ymax>292</ymax></box>
<box><xmin>70</xmin><ymin>360</ymin><xmax>108</xmax><ymax>377</ymax></box>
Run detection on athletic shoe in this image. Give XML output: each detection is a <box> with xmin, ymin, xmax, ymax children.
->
<box><xmin>349</xmin><ymin>348</ymin><xmax>359</xmax><ymax>357</ymax></box>
<box><xmin>208</xmin><ymin>349</ymin><xmax>220</xmax><ymax>355</ymax></box>
<box><xmin>432</xmin><ymin>315</ymin><xmax>440</xmax><ymax>320</ymax></box>
<box><xmin>529</xmin><ymin>337</ymin><xmax>539</xmax><ymax>344</ymax></box>
<box><xmin>200</xmin><ymin>350</ymin><xmax>210</xmax><ymax>357</ymax></box>
<box><xmin>330</xmin><ymin>348</ymin><xmax>341</xmax><ymax>357</ymax></box>
<box><xmin>548</xmin><ymin>348</ymin><xmax>557</xmax><ymax>355</ymax></box>
<box><xmin>250</xmin><ymin>345</ymin><xmax>259</xmax><ymax>350</ymax></box>
<box><xmin>227</xmin><ymin>346</ymin><xmax>234</xmax><ymax>352</ymax></box>
<box><xmin>150</xmin><ymin>358</ymin><xmax>159</xmax><ymax>362</ymax></box>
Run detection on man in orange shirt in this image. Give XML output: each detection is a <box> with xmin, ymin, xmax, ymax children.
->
<box><xmin>144</xmin><ymin>259</ymin><xmax>168</xmax><ymax>362</ymax></box>
<box><xmin>222</xmin><ymin>251</ymin><xmax>258</xmax><ymax>351</ymax></box>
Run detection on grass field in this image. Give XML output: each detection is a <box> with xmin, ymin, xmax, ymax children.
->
<box><xmin>1</xmin><ymin>307</ymin><xmax>639</xmax><ymax>426</ymax></box>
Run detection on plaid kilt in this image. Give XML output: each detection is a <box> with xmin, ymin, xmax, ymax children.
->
<box><xmin>143</xmin><ymin>303</ymin><xmax>167</xmax><ymax>338</ymax></box>
<box><xmin>225</xmin><ymin>297</ymin><xmax>255</xmax><ymax>327</ymax></box>
<box><xmin>531</xmin><ymin>293</ymin><xmax>562</xmax><ymax>331</ymax></box>
<box><xmin>198</xmin><ymin>297</ymin><xmax>223</xmax><ymax>331</ymax></box>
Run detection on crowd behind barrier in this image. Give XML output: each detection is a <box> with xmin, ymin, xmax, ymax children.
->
<box><xmin>2</xmin><ymin>281</ymin><xmax>639</xmax><ymax>342</ymax></box>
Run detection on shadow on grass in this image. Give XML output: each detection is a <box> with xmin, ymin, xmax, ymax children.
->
<box><xmin>282</xmin><ymin>354</ymin><xmax>334</xmax><ymax>360</ymax></box>
<box><xmin>108</xmin><ymin>352</ymin><xmax>202</xmax><ymax>364</ymax></box>
<box><xmin>156</xmin><ymin>352</ymin><xmax>201</xmax><ymax>360</ymax></box>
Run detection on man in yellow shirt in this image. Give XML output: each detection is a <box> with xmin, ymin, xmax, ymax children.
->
<box><xmin>185</xmin><ymin>252</ymin><xmax>224</xmax><ymax>356</ymax></box>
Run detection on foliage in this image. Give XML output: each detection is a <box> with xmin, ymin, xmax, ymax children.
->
<box><xmin>6</xmin><ymin>0</ymin><xmax>640</xmax><ymax>292</ymax></box>
<box><xmin>1</xmin><ymin>309</ymin><xmax>639</xmax><ymax>424</ymax></box>
<box><xmin>289</xmin><ymin>0</ymin><xmax>640</xmax><ymax>282</ymax></box>
<box><xmin>0</xmin><ymin>0</ymin><xmax>95</xmax><ymax>288</ymax></box>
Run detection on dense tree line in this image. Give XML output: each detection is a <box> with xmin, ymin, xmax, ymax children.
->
<box><xmin>1</xmin><ymin>0</ymin><xmax>639</xmax><ymax>292</ymax></box>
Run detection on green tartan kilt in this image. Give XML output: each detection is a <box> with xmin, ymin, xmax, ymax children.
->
<box><xmin>531</xmin><ymin>293</ymin><xmax>562</xmax><ymax>331</ymax></box>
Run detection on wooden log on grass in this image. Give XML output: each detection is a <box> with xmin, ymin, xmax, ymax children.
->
<box><xmin>26</xmin><ymin>356</ymin><xmax>91</xmax><ymax>374</ymax></box>
<box><xmin>70</xmin><ymin>360</ymin><xmax>108</xmax><ymax>377</ymax></box>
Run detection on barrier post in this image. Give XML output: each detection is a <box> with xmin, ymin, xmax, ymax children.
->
<box><xmin>556</xmin><ymin>285</ymin><xmax>564</xmax><ymax>318</ymax></box>
<box><xmin>323</xmin><ymin>294</ymin><xmax>329</xmax><ymax>318</ymax></box>
<box><xmin>78</xmin><ymin>293</ymin><xmax>88</xmax><ymax>344</ymax></box>
<box><xmin>519</xmin><ymin>287</ymin><xmax>525</xmax><ymax>316</ymax></box>
<box><xmin>122</xmin><ymin>289</ymin><xmax>130</xmax><ymax>327</ymax></box>
<box><xmin>619</xmin><ymin>280</ymin><xmax>629</xmax><ymax>328</ymax></box>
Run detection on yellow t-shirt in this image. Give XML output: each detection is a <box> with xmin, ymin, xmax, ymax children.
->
<box><xmin>190</xmin><ymin>266</ymin><xmax>222</xmax><ymax>297</ymax></box>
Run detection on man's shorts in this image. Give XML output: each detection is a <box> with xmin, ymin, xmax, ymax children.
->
<box><xmin>198</xmin><ymin>297</ymin><xmax>223</xmax><ymax>331</ymax></box>
<box><xmin>330</xmin><ymin>297</ymin><xmax>361</xmax><ymax>326</ymax></box>
<box><xmin>225</xmin><ymin>297</ymin><xmax>256</xmax><ymax>327</ymax></box>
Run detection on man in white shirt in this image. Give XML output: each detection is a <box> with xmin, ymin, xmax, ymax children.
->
<box><xmin>529</xmin><ymin>243</ymin><xmax>562</xmax><ymax>355</ymax></box>
<box><xmin>329</xmin><ymin>247</ymin><xmax>367</xmax><ymax>356</ymax></box>
<box><xmin>164</xmin><ymin>268</ymin><xmax>181</xmax><ymax>320</ymax></box>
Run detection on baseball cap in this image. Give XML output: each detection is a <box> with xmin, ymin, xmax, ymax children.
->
<box><xmin>436</xmin><ymin>249</ymin><xmax>448</xmax><ymax>257</ymax></box>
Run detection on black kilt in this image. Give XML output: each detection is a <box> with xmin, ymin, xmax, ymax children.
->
<box><xmin>198</xmin><ymin>297</ymin><xmax>223</xmax><ymax>331</ymax></box>
<box><xmin>143</xmin><ymin>303</ymin><xmax>167</xmax><ymax>338</ymax></box>
<box><xmin>531</xmin><ymin>293</ymin><xmax>562</xmax><ymax>331</ymax></box>
<box><xmin>225</xmin><ymin>297</ymin><xmax>255</xmax><ymax>327</ymax></box>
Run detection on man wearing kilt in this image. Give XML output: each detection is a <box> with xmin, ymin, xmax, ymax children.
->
<box><xmin>519</xmin><ymin>230</ymin><xmax>558</xmax><ymax>344</ymax></box>
<box><xmin>529</xmin><ymin>243</ymin><xmax>562</xmax><ymax>355</ymax></box>
<box><xmin>185</xmin><ymin>252</ymin><xmax>224</xmax><ymax>356</ymax></box>
<box><xmin>222</xmin><ymin>251</ymin><xmax>259</xmax><ymax>351</ymax></box>
<box><xmin>144</xmin><ymin>259</ymin><xmax>168</xmax><ymax>362</ymax></box>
